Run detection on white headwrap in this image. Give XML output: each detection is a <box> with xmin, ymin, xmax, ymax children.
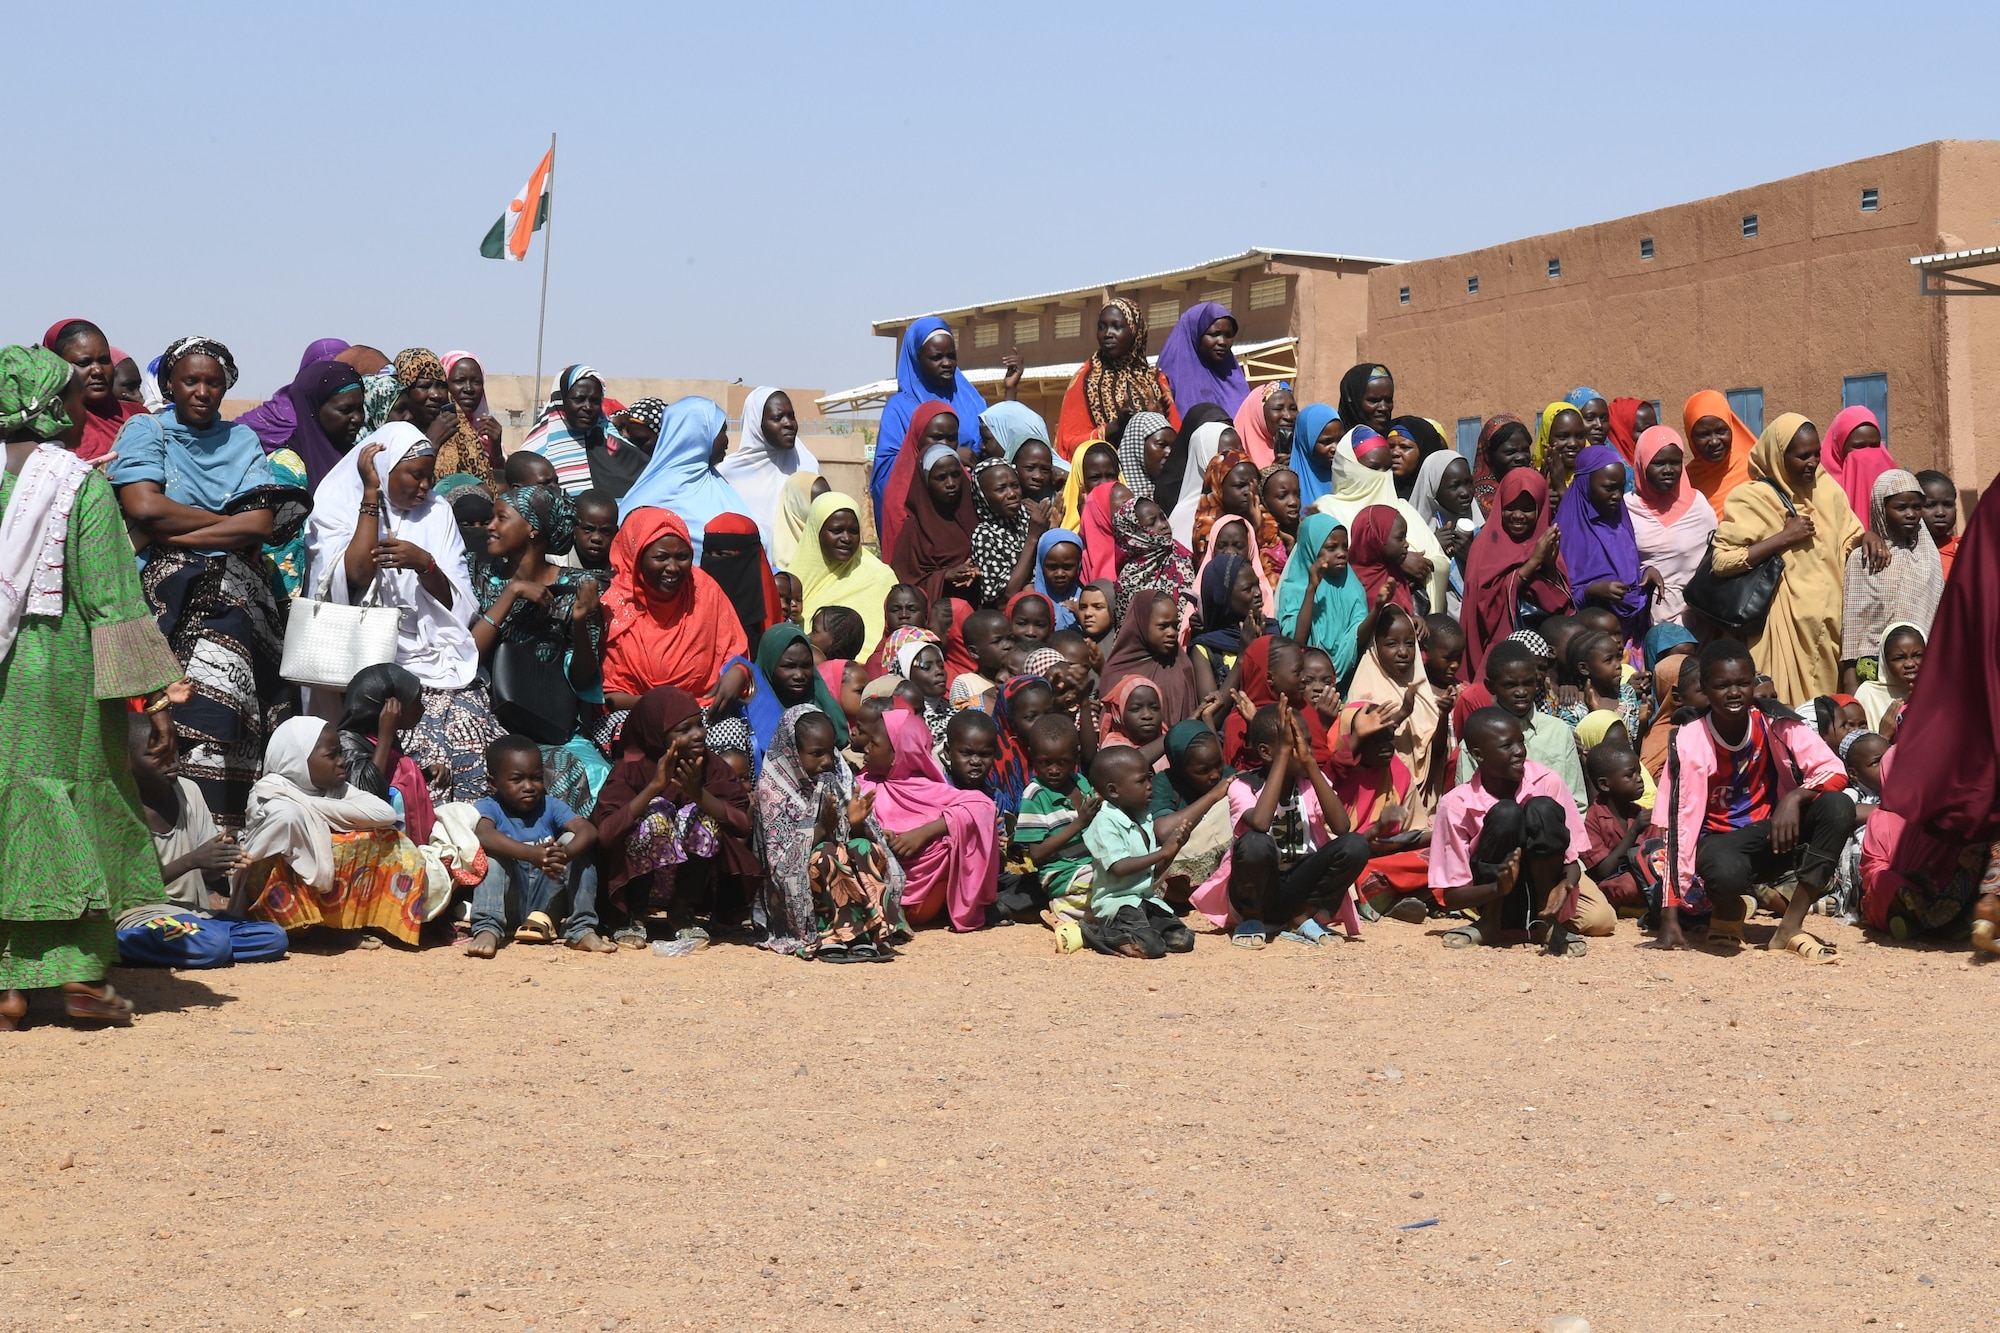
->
<box><xmin>1167</xmin><ymin>420</ymin><xmax>1232</xmax><ymax>547</ymax></box>
<box><xmin>236</xmin><ymin>717</ymin><xmax>398</xmax><ymax>893</ymax></box>
<box><xmin>715</xmin><ymin>386</ymin><xmax>820</xmax><ymax>560</ymax></box>
<box><xmin>303</xmin><ymin>422</ymin><xmax>479</xmax><ymax>689</ymax></box>
<box><xmin>1410</xmin><ymin>449</ymin><xmax>1484</xmax><ymax>529</ymax></box>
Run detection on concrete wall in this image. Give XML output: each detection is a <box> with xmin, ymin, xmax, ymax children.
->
<box><xmin>483</xmin><ymin>376</ymin><xmax>825</xmax><ymax>453</ymax></box>
<box><xmin>1282</xmin><ymin>260</ymin><xmax>1374</xmax><ymax>402</ymax></box>
<box><xmin>1355</xmin><ymin>142</ymin><xmax>1993</xmax><ymax>485</ymax></box>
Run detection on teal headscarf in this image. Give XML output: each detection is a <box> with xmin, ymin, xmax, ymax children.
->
<box><xmin>0</xmin><ymin>346</ymin><xmax>74</xmax><ymax>439</ymax></box>
<box><xmin>1275</xmin><ymin>511</ymin><xmax>1369</xmax><ymax>685</ymax></box>
<box><xmin>980</xmin><ymin>402</ymin><xmax>1053</xmax><ymax>464</ymax></box>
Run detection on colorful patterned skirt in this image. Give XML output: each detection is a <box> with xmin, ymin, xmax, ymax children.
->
<box><xmin>242</xmin><ymin>830</ymin><xmax>430</xmax><ymax>945</ymax></box>
<box><xmin>403</xmin><ymin>681</ymin><xmax>506</xmax><ymax>804</ymax></box>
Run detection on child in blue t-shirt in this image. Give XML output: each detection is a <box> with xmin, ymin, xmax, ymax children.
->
<box><xmin>467</xmin><ymin>736</ymin><xmax>608</xmax><ymax>956</ymax></box>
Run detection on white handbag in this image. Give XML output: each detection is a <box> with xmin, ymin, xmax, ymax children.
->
<box><xmin>281</xmin><ymin>562</ymin><xmax>407</xmax><ymax>690</ymax></box>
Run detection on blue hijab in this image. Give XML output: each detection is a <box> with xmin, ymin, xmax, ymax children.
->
<box><xmin>615</xmin><ymin>396</ymin><xmax>752</xmax><ymax>561</ymax></box>
<box><xmin>1564</xmin><ymin>385</ymin><xmax>1603</xmax><ymax>410</ymax></box>
<box><xmin>980</xmin><ymin>401</ymin><xmax>1052</xmax><ymax>464</ymax></box>
<box><xmin>1289</xmin><ymin>403</ymin><xmax>1341</xmax><ymax>510</ymax></box>
<box><xmin>1275</xmin><ymin>511</ymin><xmax>1369</xmax><ymax>686</ymax></box>
<box><xmin>1032</xmin><ymin>527</ymin><xmax>1084</xmax><ymax>629</ymax></box>
<box><xmin>869</xmin><ymin>317</ymin><xmax>987</xmax><ymax>522</ymax></box>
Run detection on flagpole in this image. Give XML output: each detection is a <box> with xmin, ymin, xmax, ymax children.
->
<box><xmin>532</xmin><ymin>131</ymin><xmax>556</xmax><ymax>412</ymax></box>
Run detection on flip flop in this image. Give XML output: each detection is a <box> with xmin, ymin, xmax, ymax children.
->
<box><xmin>1232</xmin><ymin>921</ymin><xmax>1268</xmax><ymax>950</ymax></box>
<box><xmin>1053</xmin><ymin>920</ymin><xmax>1085</xmax><ymax>954</ymax></box>
<box><xmin>1440</xmin><ymin>924</ymin><xmax>1484</xmax><ymax>949</ymax></box>
<box><xmin>1783</xmin><ymin>931</ymin><xmax>1838</xmax><ymax>963</ymax></box>
<box><xmin>514</xmin><ymin>911</ymin><xmax>555</xmax><ymax>943</ymax></box>
<box><xmin>1386</xmin><ymin>897</ymin><xmax>1429</xmax><ymax>925</ymax></box>
<box><xmin>61</xmin><ymin>983</ymin><xmax>133</xmax><ymax>1026</ymax></box>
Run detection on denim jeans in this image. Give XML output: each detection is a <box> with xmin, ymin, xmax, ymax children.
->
<box><xmin>471</xmin><ymin>854</ymin><xmax>600</xmax><ymax>943</ymax></box>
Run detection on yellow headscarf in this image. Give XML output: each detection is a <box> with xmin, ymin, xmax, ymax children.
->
<box><xmin>1574</xmin><ymin>708</ymin><xmax>1656</xmax><ymax>809</ymax></box>
<box><xmin>786</xmin><ymin>490</ymin><xmax>900</xmax><ymax>662</ymax></box>
<box><xmin>1057</xmin><ymin>437</ymin><xmax>1112</xmax><ymax>530</ymax></box>
<box><xmin>1534</xmin><ymin>401</ymin><xmax>1586</xmax><ymax>493</ymax></box>
<box><xmin>770</xmin><ymin>471</ymin><xmax>821</xmax><ymax>569</ymax></box>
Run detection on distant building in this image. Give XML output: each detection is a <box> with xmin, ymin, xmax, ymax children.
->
<box><xmin>819</xmin><ymin>248</ymin><xmax>1394</xmax><ymax>432</ymax></box>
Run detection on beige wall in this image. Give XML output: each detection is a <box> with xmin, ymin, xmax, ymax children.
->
<box><xmin>1282</xmin><ymin>260</ymin><xmax>1374</xmax><ymax>402</ymax></box>
<box><xmin>483</xmin><ymin>376</ymin><xmax>825</xmax><ymax>454</ymax></box>
<box><xmin>1355</xmin><ymin>141</ymin><xmax>1998</xmax><ymax>488</ymax></box>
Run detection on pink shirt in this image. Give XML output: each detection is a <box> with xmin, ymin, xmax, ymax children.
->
<box><xmin>1188</xmin><ymin>777</ymin><xmax>1333</xmax><ymax>929</ymax></box>
<box><xmin>1649</xmin><ymin>712</ymin><xmax>1844</xmax><ymax>895</ymax></box>
<box><xmin>1428</xmin><ymin>760</ymin><xmax>1587</xmax><ymax>894</ymax></box>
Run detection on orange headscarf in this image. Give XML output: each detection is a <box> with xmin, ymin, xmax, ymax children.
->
<box><xmin>1680</xmin><ymin>390</ymin><xmax>1757</xmax><ymax>508</ymax></box>
<box><xmin>601</xmin><ymin>507</ymin><xmax>748</xmax><ymax>703</ymax></box>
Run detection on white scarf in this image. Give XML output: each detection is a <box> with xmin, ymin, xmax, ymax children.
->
<box><xmin>0</xmin><ymin>443</ymin><xmax>91</xmax><ymax>661</ymax></box>
<box><xmin>303</xmin><ymin>422</ymin><xmax>479</xmax><ymax>689</ymax></box>
<box><xmin>237</xmin><ymin>717</ymin><xmax>399</xmax><ymax>892</ymax></box>
<box><xmin>715</xmin><ymin>386</ymin><xmax>819</xmax><ymax>559</ymax></box>
<box><xmin>1167</xmin><ymin>421</ymin><xmax>1230</xmax><ymax>548</ymax></box>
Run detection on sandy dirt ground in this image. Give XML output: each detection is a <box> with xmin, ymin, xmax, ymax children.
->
<box><xmin>4</xmin><ymin>911</ymin><xmax>1998</xmax><ymax>1332</ymax></box>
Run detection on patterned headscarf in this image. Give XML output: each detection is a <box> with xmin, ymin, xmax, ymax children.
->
<box><xmin>393</xmin><ymin>348</ymin><xmax>447</xmax><ymax>388</ymax></box>
<box><xmin>1082</xmin><ymin>296</ymin><xmax>1168</xmax><ymax>438</ymax></box>
<box><xmin>498</xmin><ymin>483</ymin><xmax>578</xmax><ymax>556</ymax></box>
<box><xmin>1117</xmin><ymin>410</ymin><xmax>1172</xmax><ymax>501</ymax></box>
<box><xmin>0</xmin><ymin>345</ymin><xmax>75</xmax><ymax>438</ymax></box>
<box><xmin>361</xmin><ymin>371</ymin><xmax>402</xmax><ymax>432</ymax></box>
<box><xmin>880</xmin><ymin>625</ymin><xmax>941</xmax><ymax>678</ymax></box>
<box><xmin>622</xmin><ymin>397</ymin><xmax>668</xmax><ymax>433</ymax></box>
<box><xmin>1112</xmin><ymin>497</ymin><xmax>1194</xmax><ymax>617</ymax></box>
<box><xmin>158</xmin><ymin>336</ymin><xmax>240</xmax><ymax>393</ymax></box>
<box><xmin>969</xmin><ymin>456</ymin><xmax>1030</xmax><ymax>608</ymax></box>
<box><xmin>1506</xmin><ymin>628</ymin><xmax>1552</xmax><ymax>660</ymax></box>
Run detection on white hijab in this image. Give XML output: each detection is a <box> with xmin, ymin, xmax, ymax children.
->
<box><xmin>304</xmin><ymin>422</ymin><xmax>479</xmax><ymax>689</ymax></box>
<box><xmin>1167</xmin><ymin>421</ymin><xmax>1231</xmax><ymax>548</ymax></box>
<box><xmin>1314</xmin><ymin>437</ymin><xmax>1452</xmax><ymax>614</ymax></box>
<box><xmin>0</xmin><ymin>443</ymin><xmax>91</xmax><ymax>661</ymax></box>
<box><xmin>716</xmin><ymin>386</ymin><xmax>820</xmax><ymax>559</ymax></box>
<box><xmin>1410</xmin><ymin>449</ymin><xmax>1484</xmax><ymax>529</ymax></box>
<box><xmin>237</xmin><ymin>717</ymin><xmax>398</xmax><ymax>893</ymax></box>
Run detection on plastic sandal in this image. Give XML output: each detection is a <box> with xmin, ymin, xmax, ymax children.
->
<box><xmin>61</xmin><ymin>983</ymin><xmax>133</xmax><ymax>1026</ymax></box>
<box><xmin>513</xmin><ymin>911</ymin><xmax>555</xmax><ymax>943</ymax></box>
<box><xmin>1387</xmin><ymin>897</ymin><xmax>1429</xmax><ymax>924</ymax></box>
<box><xmin>1232</xmin><ymin>921</ymin><xmax>1268</xmax><ymax>950</ymax></box>
<box><xmin>1440</xmin><ymin>924</ymin><xmax>1484</xmax><ymax>949</ymax></box>
<box><xmin>1783</xmin><ymin>931</ymin><xmax>1838</xmax><ymax>963</ymax></box>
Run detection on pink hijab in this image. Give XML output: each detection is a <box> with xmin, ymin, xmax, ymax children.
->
<box><xmin>1194</xmin><ymin>512</ymin><xmax>1276</xmax><ymax>614</ymax></box>
<box><xmin>857</xmin><ymin>708</ymin><xmax>998</xmax><ymax>931</ymax></box>
<box><xmin>1080</xmin><ymin>481</ymin><xmax>1121</xmax><ymax>583</ymax></box>
<box><xmin>1822</xmin><ymin>406</ymin><xmax>1899</xmax><ymax>519</ymax></box>
<box><xmin>1632</xmin><ymin>424</ymin><xmax>1699</xmax><ymax>527</ymax></box>
<box><xmin>1232</xmin><ymin>384</ymin><xmax>1277</xmax><ymax>469</ymax></box>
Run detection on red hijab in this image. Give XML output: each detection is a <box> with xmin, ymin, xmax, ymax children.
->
<box><xmin>601</xmin><ymin>508</ymin><xmax>748</xmax><ymax>703</ymax></box>
<box><xmin>1219</xmin><ymin>634</ymin><xmax>1334</xmax><ymax>769</ymax></box>
<box><xmin>881</xmin><ymin>403</ymin><xmax>975</xmax><ymax>598</ymax></box>
<box><xmin>1080</xmin><ymin>480</ymin><xmax>1122</xmax><ymax>583</ymax></box>
<box><xmin>1461</xmin><ymin>469</ymin><xmax>1572</xmax><ymax>682</ymax></box>
<box><xmin>1347</xmin><ymin>504</ymin><xmax>1413</xmax><ymax>615</ymax></box>
<box><xmin>940</xmin><ymin>597</ymin><xmax>979</xmax><ymax>681</ymax></box>
<box><xmin>1607</xmin><ymin>397</ymin><xmax>1645</xmax><ymax>468</ymax></box>
<box><xmin>41</xmin><ymin>317</ymin><xmax>143</xmax><ymax>462</ymax></box>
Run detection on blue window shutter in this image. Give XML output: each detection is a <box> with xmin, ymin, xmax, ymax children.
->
<box><xmin>1842</xmin><ymin>374</ymin><xmax>1889</xmax><ymax>444</ymax></box>
<box><xmin>1456</xmin><ymin>417</ymin><xmax>1483</xmax><ymax>462</ymax></box>
<box><xmin>1726</xmin><ymin>388</ymin><xmax>1765</xmax><ymax>436</ymax></box>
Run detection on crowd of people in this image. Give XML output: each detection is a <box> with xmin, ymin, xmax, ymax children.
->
<box><xmin>2</xmin><ymin>301</ymin><xmax>1995</xmax><ymax>1028</ymax></box>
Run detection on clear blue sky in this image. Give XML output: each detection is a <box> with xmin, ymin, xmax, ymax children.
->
<box><xmin>13</xmin><ymin>1</ymin><xmax>1998</xmax><ymax>400</ymax></box>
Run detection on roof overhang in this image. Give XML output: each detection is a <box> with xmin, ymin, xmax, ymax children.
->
<box><xmin>867</xmin><ymin>247</ymin><xmax>1398</xmax><ymax>335</ymax></box>
<box><xmin>1911</xmin><ymin>245</ymin><xmax>2000</xmax><ymax>295</ymax></box>
<box><xmin>818</xmin><ymin>336</ymin><xmax>1299</xmax><ymax>416</ymax></box>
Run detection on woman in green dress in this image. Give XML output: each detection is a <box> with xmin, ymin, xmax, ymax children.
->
<box><xmin>0</xmin><ymin>346</ymin><xmax>187</xmax><ymax>1027</ymax></box>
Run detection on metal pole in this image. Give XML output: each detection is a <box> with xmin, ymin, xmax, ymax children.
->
<box><xmin>532</xmin><ymin>131</ymin><xmax>555</xmax><ymax>411</ymax></box>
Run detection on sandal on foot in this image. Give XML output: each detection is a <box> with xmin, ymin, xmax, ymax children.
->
<box><xmin>612</xmin><ymin>927</ymin><xmax>649</xmax><ymax>950</ymax></box>
<box><xmin>514</xmin><ymin>911</ymin><xmax>555</xmax><ymax>943</ymax></box>
<box><xmin>61</xmin><ymin>983</ymin><xmax>133</xmax><ymax>1026</ymax></box>
<box><xmin>1386</xmin><ymin>896</ymin><xmax>1430</xmax><ymax>925</ymax></box>
<box><xmin>1440</xmin><ymin>924</ymin><xmax>1485</xmax><ymax>949</ymax></box>
<box><xmin>1533</xmin><ymin>921</ymin><xmax>1589</xmax><ymax>958</ymax></box>
<box><xmin>464</xmin><ymin>930</ymin><xmax>501</xmax><ymax>959</ymax></box>
<box><xmin>675</xmin><ymin>926</ymin><xmax>711</xmax><ymax>950</ymax></box>
<box><xmin>0</xmin><ymin>989</ymin><xmax>25</xmax><ymax>1032</ymax></box>
<box><xmin>1232</xmin><ymin>921</ymin><xmax>1268</xmax><ymax>950</ymax></box>
<box><xmin>1707</xmin><ymin>916</ymin><xmax>1746</xmax><ymax>945</ymax></box>
<box><xmin>566</xmin><ymin>931</ymin><xmax>616</xmax><ymax>953</ymax></box>
<box><xmin>1973</xmin><ymin>920</ymin><xmax>2000</xmax><ymax>956</ymax></box>
<box><xmin>1781</xmin><ymin>931</ymin><xmax>1838</xmax><ymax>962</ymax></box>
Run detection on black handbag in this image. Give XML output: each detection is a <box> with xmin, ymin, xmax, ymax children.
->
<box><xmin>1681</xmin><ymin>479</ymin><xmax>1794</xmax><ymax>634</ymax></box>
<box><xmin>488</xmin><ymin>639</ymin><xmax>579</xmax><ymax>746</ymax></box>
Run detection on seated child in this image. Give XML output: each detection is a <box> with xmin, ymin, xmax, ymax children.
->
<box><xmin>895</xmin><ymin>638</ymin><xmax>953</xmax><ymax>745</ymax></box>
<box><xmin>336</xmin><ymin>662</ymin><xmax>436</xmax><ymax>844</ymax></box>
<box><xmin>1430</xmin><ymin>707</ymin><xmax>1594</xmax><ymax>956</ymax></box>
<box><xmin>1811</xmin><ymin>694</ymin><xmax>1868</xmax><ymax>751</ymax></box>
<box><xmin>808</xmin><ymin>605</ymin><xmax>867</xmax><ymax>664</ymax></box>
<box><xmin>818</xmin><ymin>658</ymin><xmax>868</xmax><ymax>734</ymax></box>
<box><xmin>942</xmin><ymin>708</ymin><xmax>1000</xmax><ymax>794</ymax></box>
<box><xmin>1574</xmin><ymin>710</ymin><xmax>1656</xmax><ymax>809</ymax></box>
<box><xmin>755</xmin><ymin>706</ymin><xmax>902</xmax><ymax>961</ymax></box>
<box><xmin>118</xmin><ymin>712</ymin><xmax>288</xmax><ymax>969</ymax></box>
<box><xmin>1149</xmin><ymin>721</ymin><xmax>1240</xmax><ymax>902</ymax></box>
<box><xmin>1014</xmin><ymin>715</ymin><xmax>1099</xmax><ymax>922</ymax></box>
<box><xmin>1554</xmin><ymin>629</ymin><xmax>1641</xmax><ymax>734</ymax></box>
<box><xmin>854</xmin><ymin>704</ymin><xmax>999</xmax><ymax>930</ymax></box>
<box><xmin>1581</xmin><ymin>741</ymin><xmax>1664</xmax><ymax>920</ymax></box>
<box><xmin>1100</xmin><ymin>679</ymin><xmax>1167</xmax><ymax>768</ymax></box>
<box><xmin>1459</xmin><ymin>640</ymin><xmax>1590</xmax><ymax>818</ymax></box>
<box><xmin>1330</xmin><ymin>702</ymin><xmax>1436</xmax><ymax>924</ymax></box>
<box><xmin>772</xmin><ymin>569</ymin><xmax>804</xmax><ymax>627</ymax></box>
<box><xmin>1213</xmin><ymin>702</ymin><xmax>1371</xmax><ymax>948</ymax></box>
<box><xmin>1823</xmin><ymin>729</ymin><xmax>1887</xmax><ymax>923</ymax></box>
<box><xmin>1008</xmin><ymin>590</ymin><xmax>1057</xmax><ymax>647</ymax></box>
<box><xmin>1080</xmin><ymin>745</ymin><xmax>1195</xmax><ymax>958</ymax></box>
<box><xmin>572</xmin><ymin>489</ymin><xmax>619</xmax><ymax>573</ymax></box>
<box><xmin>467</xmin><ymin>735</ymin><xmax>607</xmax><ymax>956</ymax></box>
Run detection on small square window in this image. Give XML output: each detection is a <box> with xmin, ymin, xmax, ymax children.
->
<box><xmin>1397</xmin><ymin>286</ymin><xmax>1410</xmax><ymax>306</ymax></box>
<box><xmin>1742</xmin><ymin>214</ymin><xmax>1759</xmax><ymax>239</ymax></box>
<box><xmin>1861</xmin><ymin>188</ymin><xmax>1879</xmax><ymax>212</ymax></box>
<box><xmin>1547</xmin><ymin>258</ymin><xmax>1562</xmax><ymax>279</ymax></box>
<box><xmin>972</xmin><ymin>322</ymin><xmax>999</xmax><ymax>349</ymax></box>
<box><xmin>1013</xmin><ymin>316</ymin><xmax>1040</xmax><ymax>346</ymax></box>
<box><xmin>1053</xmin><ymin>311</ymin><xmax>1082</xmax><ymax>340</ymax></box>
<box><xmin>1640</xmin><ymin>237</ymin><xmax>1655</xmax><ymax>260</ymax></box>
<box><xmin>1467</xmin><ymin>275</ymin><xmax>1480</xmax><ymax>295</ymax></box>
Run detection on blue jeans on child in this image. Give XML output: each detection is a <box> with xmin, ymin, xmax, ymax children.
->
<box><xmin>117</xmin><ymin>913</ymin><xmax>289</xmax><ymax>968</ymax></box>
<box><xmin>471</xmin><ymin>855</ymin><xmax>600</xmax><ymax>944</ymax></box>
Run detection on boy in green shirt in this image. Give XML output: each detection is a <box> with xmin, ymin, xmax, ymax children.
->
<box><xmin>1081</xmin><ymin>746</ymin><xmax>1194</xmax><ymax>959</ymax></box>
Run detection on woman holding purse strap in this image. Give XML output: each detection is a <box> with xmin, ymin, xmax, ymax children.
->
<box><xmin>305</xmin><ymin>421</ymin><xmax>501</xmax><ymax>802</ymax></box>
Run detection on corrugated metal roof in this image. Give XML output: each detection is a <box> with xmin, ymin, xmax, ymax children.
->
<box><xmin>1910</xmin><ymin>245</ymin><xmax>2000</xmax><ymax>269</ymax></box>
<box><xmin>817</xmin><ymin>337</ymin><xmax>1297</xmax><ymax>412</ymax></box>
<box><xmin>867</xmin><ymin>247</ymin><xmax>1398</xmax><ymax>334</ymax></box>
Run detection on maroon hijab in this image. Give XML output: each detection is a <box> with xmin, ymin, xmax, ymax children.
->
<box><xmin>882</xmin><ymin>402</ymin><xmax>975</xmax><ymax>599</ymax></box>
<box><xmin>1461</xmin><ymin>468</ymin><xmax>1572</xmax><ymax>681</ymax></box>
<box><xmin>591</xmin><ymin>686</ymin><xmax>753</xmax><ymax>900</ymax></box>
<box><xmin>1099</xmin><ymin>587</ymin><xmax>1201</xmax><ymax>723</ymax></box>
<box><xmin>1348</xmin><ymin>503</ymin><xmax>1414</xmax><ymax>615</ymax></box>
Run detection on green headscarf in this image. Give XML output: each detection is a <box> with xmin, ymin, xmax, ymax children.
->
<box><xmin>0</xmin><ymin>346</ymin><xmax>75</xmax><ymax>440</ymax></box>
<box><xmin>1275</xmin><ymin>511</ymin><xmax>1370</xmax><ymax>686</ymax></box>
<box><xmin>754</xmin><ymin>623</ymin><xmax>849</xmax><ymax>751</ymax></box>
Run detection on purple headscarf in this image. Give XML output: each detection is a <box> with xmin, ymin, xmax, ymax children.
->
<box><xmin>273</xmin><ymin>360</ymin><xmax>364</xmax><ymax>487</ymax></box>
<box><xmin>240</xmin><ymin>338</ymin><xmax>352</xmax><ymax>450</ymax></box>
<box><xmin>1156</xmin><ymin>301</ymin><xmax>1249</xmax><ymax>417</ymax></box>
<box><xmin>1555</xmin><ymin>444</ymin><xmax>1647</xmax><ymax>635</ymax></box>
